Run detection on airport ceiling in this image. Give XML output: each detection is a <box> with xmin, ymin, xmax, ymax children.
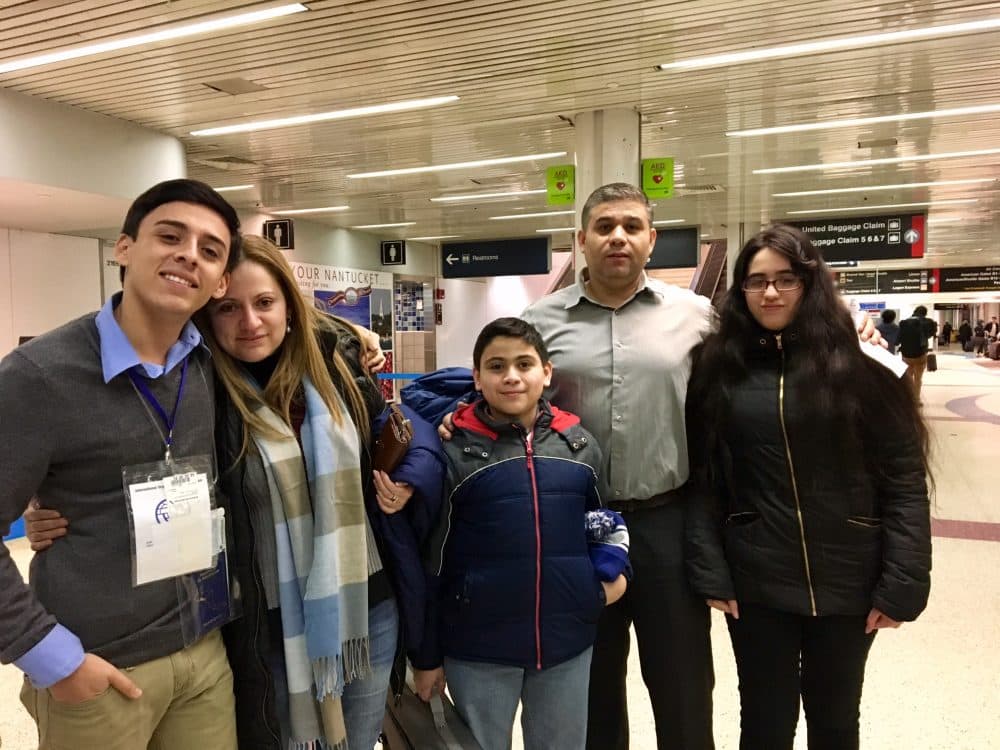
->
<box><xmin>2</xmin><ymin>0</ymin><xmax>1000</xmax><ymax>268</ymax></box>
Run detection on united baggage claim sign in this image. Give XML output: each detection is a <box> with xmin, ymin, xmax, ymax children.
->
<box><xmin>786</xmin><ymin>214</ymin><xmax>926</xmax><ymax>262</ymax></box>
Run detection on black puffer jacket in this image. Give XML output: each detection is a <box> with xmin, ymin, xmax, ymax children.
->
<box><xmin>685</xmin><ymin>329</ymin><xmax>931</xmax><ymax>622</ymax></box>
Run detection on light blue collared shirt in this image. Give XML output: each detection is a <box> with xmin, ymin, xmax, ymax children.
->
<box><xmin>13</xmin><ymin>293</ymin><xmax>207</xmax><ymax>688</ymax></box>
<box><xmin>95</xmin><ymin>292</ymin><xmax>205</xmax><ymax>382</ymax></box>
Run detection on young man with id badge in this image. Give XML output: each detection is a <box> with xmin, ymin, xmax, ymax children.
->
<box><xmin>0</xmin><ymin>179</ymin><xmax>242</xmax><ymax>749</ymax></box>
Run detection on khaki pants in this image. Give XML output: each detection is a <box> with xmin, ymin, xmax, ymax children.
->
<box><xmin>20</xmin><ymin>630</ymin><xmax>236</xmax><ymax>750</ymax></box>
<box><xmin>902</xmin><ymin>353</ymin><xmax>928</xmax><ymax>401</ymax></box>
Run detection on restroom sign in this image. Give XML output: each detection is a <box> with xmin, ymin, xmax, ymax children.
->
<box><xmin>263</xmin><ymin>219</ymin><xmax>294</xmax><ymax>250</ymax></box>
<box><xmin>381</xmin><ymin>240</ymin><xmax>406</xmax><ymax>266</ymax></box>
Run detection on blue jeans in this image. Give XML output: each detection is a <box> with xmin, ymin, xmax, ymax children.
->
<box><xmin>344</xmin><ymin>598</ymin><xmax>399</xmax><ymax>750</ymax></box>
<box><xmin>268</xmin><ymin>598</ymin><xmax>399</xmax><ymax>750</ymax></box>
<box><xmin>444</xmin><ymin>647</ymin><xmax>593</xmax><ymax>750</ymax></box>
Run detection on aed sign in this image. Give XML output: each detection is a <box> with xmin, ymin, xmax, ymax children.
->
<box><xmin>641</xmin><ymin>157</ymin><xmax>675</xmax><ymax>199</ymax></box>
<box><xmin>786</xmin><ymin>214</ymin><xmax>925</xmax><ymax>262</ymax></box>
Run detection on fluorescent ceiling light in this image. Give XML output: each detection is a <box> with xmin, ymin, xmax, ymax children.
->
<box><xmin>657</xmin><ymin>16</ymin><xmax>1000</xmax><ymax>71</ymax></box>
<box><xmin>274</xmin><ymin>206</ymin><xmax>349</xmax><ymax>215</ymax></box>
<box><xmin>431</xmin><ymin>189</ymin><xmax>546</xmax><ymax>202</ymax></box>
<box><xmin>786</xmin><ymin>199</ymin><xmax>977</xmax><ymax>215</ymax></box>
<box><xmin>0</xmin><ymin>4</ymin><xmax>307</xmax><ymax>75</ymax></box>
<box><xmin>728</xmin><ymin>104</ymin><xmax>1000</xmax><ymax>137</ymax></box>
<box><xmin>536</xmin><ymin>228</ymin><xmax>575</xmax><ymax>234</ymax></box>
<box><xmin>755</xmin><ymin>148</ymin><xmax>1000</xmax><ymax>174</ymax></box>
<box><xmin>653</xmin><ymin>219</ymin><xmax>687</xmax><ymax>226</ymax></box>
<box><xmin>212</xmin><ymin>184</ymin><xmax>255</xmax><ymax>192</ymax></box>
<box><xmin>927</xmin><ymin>217</ymin><xmax>963</xmax><ymax>224</ymax></box>
<box><xmin>408</xmin><ymin>235</ymin><xmax>462</xmax><ymax>241</ymax></box>
<box><xmin>490</xmin><ymin>211</ymin><xmax>575</xmax><ymax>221</ymax></box>
<box><xmin>773</xmin><ymin>178</ymin><xmax>995</xmax><ymax>197</ymax></box>
<box><xmin>191</xmin><ymin>95</ymin><xmax>459</xmax><ymax>136</ymax></box>
<box><xmin>348</xmin><ymin>152</ymin><xmax>567</xmax><ymax>179</ymax></box>
<box><xmin>351</xmin><ymin>222</ymin><xmax>416</xmax><ymax>229</ymax></box>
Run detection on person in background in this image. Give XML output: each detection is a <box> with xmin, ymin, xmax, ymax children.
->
<box><xmin>958</xmin><ymin>319</ymin><xmax>973</xmax><ymax>352</ymax></box>
<box><xmin>897</xmin><ymin>306</ymin><xmax>937</xmax><ymax>401</ymax></box>
<box><xmin>876</xmin><ymin>309</ymin><xmax>900</xmax><ymax>354</ymax></box>
<box><xmin>987</xmin><ymin>316</ymin><xmax>999</xmax><ymax>341</ymax></box>
<box><xmin>412</xmin><ymin>317</ymin><xmax>630</xmax><ymax>750</ymax></box>
<box><xmin>685</xmin><ymin>224</ymin><xmax>931</xmax><ymax>750</ymax></box>
<box><xmin>0</xmin><ymin>179</ymin><xmax>242</xmax><ymax>749</ymax></box>
<box><xmin>972</xmin><ymin>320</ymin><xmax>988</xmax><ymax>357</ymax></box>
<box><xmin>939</xmin><ymin>320</ymin><xmax>952</xmax><ymax>347</ymax></box>
<box><xmin>23</xmin><ymin>235</ymin><xmax>445</xmax><ymax>750</ymax></box>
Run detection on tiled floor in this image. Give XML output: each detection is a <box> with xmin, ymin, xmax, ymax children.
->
<box><xmin>2</xmin><ymin>349</ymin><xmax>999</xmax><ymax>749</ymax></box>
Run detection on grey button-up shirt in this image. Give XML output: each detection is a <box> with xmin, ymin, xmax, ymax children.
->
<box><xmin>522</xmin><ymin>272</ymin><xmax>713</xmax><ymax>502</ymax></box>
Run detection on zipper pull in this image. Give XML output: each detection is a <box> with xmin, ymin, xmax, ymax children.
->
<box><xmin>775</xmin><ymin>332</ymin><xmax>783</xmax><ymax>350</ymax></box>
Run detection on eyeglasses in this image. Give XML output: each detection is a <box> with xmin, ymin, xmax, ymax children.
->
<box><xmin>742</xmin><ymin>272</ymin><xmax>802</xmax><ymax>294</ymax></box>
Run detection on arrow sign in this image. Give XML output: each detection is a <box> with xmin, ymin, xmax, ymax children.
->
<box><xmin>441</xmin><ymin>238</ymin><xmax>549</xmax><ymax>278</ymax></box>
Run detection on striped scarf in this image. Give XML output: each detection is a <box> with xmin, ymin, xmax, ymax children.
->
<box><xmin>251</xmin><ymin>376</ymin><xmax>377</xmax><ymax>750</ymax></box>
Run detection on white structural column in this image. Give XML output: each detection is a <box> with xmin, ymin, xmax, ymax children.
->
<box><xmin>573</xmin><ymin>109</ymin><xmax>641</xmax><ymax>271</ymax></box>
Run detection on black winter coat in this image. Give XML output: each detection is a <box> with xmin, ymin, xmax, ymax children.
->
<box><xmin>219</xmin><ymin>322</ymin><xmax>426</xmax><ymax>749</ymax></box>
<box><xmin>685</xmin><ymin>330</ymin><xmax>931</xmax><ymax>622</ymax></box>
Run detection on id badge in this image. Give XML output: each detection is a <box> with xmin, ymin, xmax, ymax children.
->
<box><xmin>176</xmin><ymin>507</ymin><xmax>239</xmax><ymax>644</ymax></box>
<box><xmin>123</xmin><ymin>455</ymin><xmax>215</xmax><ymax>587</ymax></box>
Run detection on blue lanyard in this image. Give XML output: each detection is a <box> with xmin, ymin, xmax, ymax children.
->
<box><xmin>128</xmin><ymin>357</ymin><xmax>189</xmax><ymax>461</ymax></box>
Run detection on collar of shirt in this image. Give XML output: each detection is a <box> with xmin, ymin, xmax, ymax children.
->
<box><xmin>565</xmin><ymin>268</ymin><xmax>659</xmax><ymax>310</ymax></box>
<box><xmin>95</xmin><ymin>292</ymin><xmax>206</xmax><ymax>383</ymax></box>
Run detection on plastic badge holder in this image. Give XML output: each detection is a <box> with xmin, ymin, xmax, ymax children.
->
<box><xmin>122</xmin><ymin>454</ymin><xmax>239</xmax><ymax>645</ymax></box>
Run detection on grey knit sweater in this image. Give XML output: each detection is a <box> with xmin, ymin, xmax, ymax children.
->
<box><xmin>0</xmin><ymin>313</ymin><xmax>217</xmax><ymax>669</ymax></box>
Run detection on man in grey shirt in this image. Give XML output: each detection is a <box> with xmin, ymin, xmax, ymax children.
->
<box><xmin>521</xmin><ymin>183</ymin><xmax>715</xmax><ymax>749</ymax></box>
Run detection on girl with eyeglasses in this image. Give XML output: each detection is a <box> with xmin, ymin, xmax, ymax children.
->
<box><xmin>684</xmin><ymin>223</ymin><xmax>931</xmax><ymax>750</ymax></box>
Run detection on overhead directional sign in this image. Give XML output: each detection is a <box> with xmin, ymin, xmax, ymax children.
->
<box><xmin>834</xmin><ymin>266</ymin><xmax>1000</xmax><ymax>294</ymax></box>
<box><xmin>441</xmin><ymin>238</ymin><xmax>550</xmax><ymax>278</ymax></box>
<box><xmin>786</xmin><ymin>214</ymin><xmax>925</xmax><ymax>262</ymax></box>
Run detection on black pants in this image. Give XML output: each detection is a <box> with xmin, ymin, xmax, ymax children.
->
<box><xmin>726</xmin><ymin>604</ymin><xmax>876</xmax><ymax>750</ymax></box>
<box><xmin>586</xmin><ymin>498</ymin><xmax>714</xmax><ymax>750</ymax></box>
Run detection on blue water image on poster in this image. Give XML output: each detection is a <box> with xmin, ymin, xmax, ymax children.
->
<box><xmin>313</xmin><ymin>287</ymin><xmax>372</xmax><ymax>329</ymax></box>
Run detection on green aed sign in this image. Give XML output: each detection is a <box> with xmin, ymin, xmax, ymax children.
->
<box><xmin>546</xmin><ymin>165</ymin><xmax>575</xmax><ymax>206</ymax></box>
<box><xmin>642</xmin><ymin>157</ymin><xmax>675</xmax><ymax>199</ymax></box>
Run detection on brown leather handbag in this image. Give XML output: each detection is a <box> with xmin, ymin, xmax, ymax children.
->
<box><xmin>374</xmin><ymin>404</ymin><xmax>413</xmax><ymax>473</ymax></box>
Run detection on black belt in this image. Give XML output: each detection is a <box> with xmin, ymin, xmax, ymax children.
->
<box><xmin>606</xmin><ymin>486</ymin><xmax>685</xmax><ymax>513</ymax></box>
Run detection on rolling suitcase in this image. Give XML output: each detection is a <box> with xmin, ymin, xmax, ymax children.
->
<box><xmin>382</xmin><ymin>686</ymin><xmax>483</xmax><ymax>750</ymax></box>
<box><xmin>989</xmin><ymin>340</ymin><xmax>1000</xmax><ymax>360</ymax></box>
<box><xmin>926</xmin><ymin>353</ymin><xmax>937</xmax><ymax>372</ymax></box>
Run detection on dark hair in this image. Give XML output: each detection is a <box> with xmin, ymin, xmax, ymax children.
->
<box><xmin>687</xmin><ymin>223</ymin><xmax>929</xmax><ymax>487</ymax></box>
<box><xmin>913</xmin><ymin>305</ymin><xmax>927</xmax><ymax>317</ymax></box>
<box><xmin>581</xmin><ymin>183</ymin><xmax>652</xmax><ymax>229</ymax></box>
<box><xmin>472</xmin><ymin>317</ymin><xmax>549</xmax><ymax>369</ymax></box>
<box><xmin>119</xmin><ymin>179</ymin><xmax>242</xmax><ymax>282</ymax></box>
<box><xmin>881</xmin><ymin>309</ymin><xmax>896</xmax><ymax>324</ymax></box>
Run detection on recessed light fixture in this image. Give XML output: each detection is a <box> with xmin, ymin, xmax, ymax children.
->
<box><xmin>0</xmin><ymin>3</ymin><xmax>308</xmax><ymax>75</ymax></box>
<box><xmin>786</xmin><ymin>199</ymin><xmax>977</xmax><ymax>215</ymax></box>
<box><xmin>191</xmin><ymin>95</ymin><xmax>459</xmax><ymax>136</ymax></box>
<box><xmin>212</xmin><ymin>184</ymin><xmax>255</xmax><ymax>192</ymax></box>
<box><xmin>727</xmin><ymin>104</ymin><xmax>1000</xmax><ymax>137</ymax></box>
<box><xmin>700</xmin><ymin>233</ymin><xmax>710</xmax><ymax>238</ymax></box>
<box><xmin>430</xmin><ymin>189</ymin><xmax>547</xmax><ymax>202</ymax></box>
<box><xmin>755</xmin><ymin>148</ymin><xmax>1000</xmax><ymax>174</ymax></box>
<box><xmin>536</xmin><ymin>227</ymin><xmax>575</xmax><ymax>234</ymax></box>
<box><xmin>348</xmin><ymin>152</ymin><xmax>567</xmax><ymax>179</ymax></box>
<box><xmin>408</xmin><ymin>235</ymin><xmax>463</xmax><ymax>241</ymax></box>
<box><xmin>351</xmin><ymin>222</ymin><xmax>416</xmax><ymax>229</ymax></box>
<box><xmin>490</xmin><ymin>211</ymin><xmax>575</xmax><ymax>221</ymax></box>
<box><xmin>653</xmin><ymin>219</ymin><xmax>687</xmax><ymax>226</ymax></box>
<box><xmin>773</xmin><ymin>178</ymin><xmax>995</xmax><ymax>197</ymax></box>
<box><xmin>274</xmin><ymin>206</ymin><xmax>350</xmax><ymax>215</ymax></box>
<box><xmin>657</xmin><ymin>16</ymin><xmax>1000</xmax><ymax>70</ymax></box>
